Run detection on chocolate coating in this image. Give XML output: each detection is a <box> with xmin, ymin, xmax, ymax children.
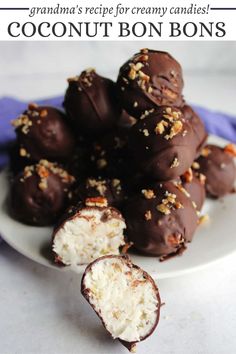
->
<box><xmin>182</xmin><ymin>105</ymin><xmax>207</xmax><ymax>156</ymax></box>
<box><xmin>9</xmin><ymin>143</ymin><xmax>29</xmax><ymax>176</ymax></box>
<box><xmin>54</xmin><ymin>199</ymin><xmax>124</xmax><ymax>233</ymax></box>
<box><xmin>66</xmin><ymin>145</ymin><xmax>92</xmax><ymax>180</ymax></box>
<box><xmin>196</xmin><ymin>144</ymin><xmax>236</xmax><ymax>198</ymax></box>
<box><xmin>12</xmin><ymin>104</ymin><xmax>75</xmax><ymax>162</ymax></box>
<box><xmin>64</xmin><ymin>69</ymin><xmax>121</xmax><ymax>136</ymax></box>
<box><xmin>89</xmin><ymin>129</ymin><xmax>129</xmax><ymax>178</ymax></box>
<box><xmin>180</xmin><ymin>168</ymin><xmax>206</xmax><ymax>211</ymax></box>
<box><xmin>73</xmin><ymin>177</ymin><xmax>125</xmax><ymax>209</ymax></box>
<box><xmin>118</xmin><ymin>109</ymin><xmax>137</xmax><ymax>129</ymax></box>
<box><xmin>129</xmin><ymin>106</ymin><xmax>196</xmax><ymax>180</ymax></box>
<box><xmin>10</xmin><ymin>160</ymin><xmax>75</xmax><ymax>226</ymax></box>
<box><xmin>117</xmin><ymin>49</ymin><xmax>184</xmax><ymax>118</ymax></box>
<box><xmin>123</xmin><ymin>181</ymin><xmax>198</xmax><ymax>258</ymax></box>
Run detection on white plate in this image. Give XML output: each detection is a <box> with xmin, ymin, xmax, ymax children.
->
<box><xmin>0</xmin><ymin>135</ymin><xmax>235</xmax><ymax>279</ymax></box>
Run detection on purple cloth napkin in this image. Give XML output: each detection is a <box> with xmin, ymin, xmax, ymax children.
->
<box><xmin>0</xmin><ymin>96</ymin><xmax>236</xmax><ymax>169</ymax></box>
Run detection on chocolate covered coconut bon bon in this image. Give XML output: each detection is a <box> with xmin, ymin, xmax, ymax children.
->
<box><xmin>10</xmin><ymin>160</ymin><xmax>75</xmax><ymax>226</ymax></box>
<box><xmin>64</xmin><ymin>69</ymin><xmax>121</xmax><ymax>136</ymax></box>
<box><xmin>81</xmin><ymin>255</ymin><xmax>161</xmax><ymax>352</ymax></box>
<box><xmin>52</xmin><ymin>197</ymin><xmax>126</xmax><ymax>265</ymax></box>
<box><xmin>117</xmin><ymin>49</ymin><xmax>184</xmax><ymax>118</ymax></box>
<box><xmin>123</xmin><ymin>181</ymin><xmax>198</xmax><ymax>260</ymax></box>
<box><xmin>196</xmin><ymin>144</ymin><xmax>236</xmax><ymax>198</ymax></box>
<box><xmin>129</xmin><ymin>106</ymin><xmax>197</xmax><ymax>181</ymax></box>
<box><xmin>12</xmin><ymin>103</ymin><xmax>75</xmax><ymax>162</ymax></box>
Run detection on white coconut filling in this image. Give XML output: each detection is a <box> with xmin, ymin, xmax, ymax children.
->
<box><xmin>53</xmin><ymin>209</ymin><xmax>126</xmax><ymax>265</ymax></box>
<box><xmin>84</xmin><ymin>257</ymin><xmax>159</xmax><ymax>342</ymax></box>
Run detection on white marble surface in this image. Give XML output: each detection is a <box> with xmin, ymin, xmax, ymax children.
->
<box><xmin>1</xmin><ymin>42</ymin><xmax>236</xmax><ymax>354</ymax></box>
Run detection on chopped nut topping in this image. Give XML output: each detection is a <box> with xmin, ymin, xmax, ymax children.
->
<box><xmin>97</xmin><ymin>159</ymin><xmax>107</xmax><ymax>169</ymax></box>
<box><xmin>140</xmin><ymin>109</ymin><xmax>154</xmax><ymax>120</ymax></box>
<box><xmin>128</xmin><ymin>68</ymin><xmax>136</xmax><ymax>80</ymax></box>
<box><xmin>36</xmin><ymin>165</ymin><xmax>50</xmax><ymax>179</ymax></box>
<box><xmin>170</xmin><ymin>157</ymin><xmax>179</xmax><ymax>169</ymax></box>
<box><xmin>199</xmin><ymin>173</ymin><xmax>206</xmax><ymax>185</ymax></box>
<box><xmin>154</xmin><ymin>108</ymin><xmax>183</xmax><ymax>140</ymax></box>
<box><xmin>157</xmin><ymin>204</ymin><xmax>171</xmax><ymax>215</ymax></box>
<box><xmin>224</xmin><ymin>143</ymin><xmax>236</xmax><ymax>157</ymax></box>
<box><xmin>138</xmin><ymin>70</ymin><xmax>150</xmax><ymax>82</ymax></box>
<box><xmin>199</xmin><ymin>214</ymin><xmax>210</xmax><ymax>225</ymax></box>
<box><xmin>192</xmin><ymin>201</ymin><xmax>197</xmax><ymax>209</ymax></box>
<box><xmin>11</xmin><ymin>114</ymin><xmax>33</xmax><ymax>134</ymax></box>
<box><xmin>162</xmin><ymin>88</ymin><xmax>177</xmax><ymax>100</ymax></box>
<box><xmin>141</xmin><ymin>48</ymin><xmax>149</xmax><ymax>54</ymax></box>
<box><xmin>165</xmin><ymin>107</ymin><xmax>172</xmax><ymax>115</ymax></box>
<box><xmin>112</xmin><ymin>179</ymin><xmax>121</xmax><ymax>188</ymax></box>
<box><xmin>165</xmin><ymin>192</ymin><xmax>177</xmax><ymax>204</ymax></box>
<box><xmin>192</xmin><ymin>162</ymin><xmax>200</xmax><ymax>170</ymax></box>
<box><xmin>70</xmin><ymin>69</ymin><xmax>95</xmax><ymax>88</ymax></box>
<box><xmin>85</xmin><ymin>197</ymin><xmax>108</xmax><ymax>208</ymax></box>
<box><xmin>133</xmin><ymin>101</ymin><xmax>138</xmax><ymax>107</ymax></box>
<box><xmin>164</xmin><ymin>107</ymin><xmax>181</xmax><ymax>121</ymax></box>
<box><xmin>144</xmin><ymin>210</ymin><xmax>152</xmax><ymax>220</ymax></box>
<box><xmin>148</xmin><ymin>86</ymin><xmax>153</xmax><ymax>93</ymax></box>
<box><xmin>133</xmin><ymin>62</ymin><xmax>144</xmax><ymax>71</ymax></box>
<box><xmin>127</xmin><ymin>60</ymin><xmax>150</xmax><ymax>93</ymax></box>
<box><xmin>167</xmin><ymin>234</ymin><xmax>184</xmax><ymax>246</ymax></box>
<box><xmin>87</xmin><ymin>179</ymin><xmax>107</xmax><ymax>195</ymax></box>
<box><xmin>38</xmin><ymin>178</ymin><xmax>48</xmax><ymax>191</ymax></box>
<box><xmin>174</xmin><ymin>201</ymin><xmax>183</xmax><ymax>209</ymax></box>
<box><xmin>22</xmin><ymin>160</ymin><xmax>75</xmax><ymax>189</ymax></box>
<box><xmin>40</xmin><ymin>109</ymin><xmax>48</xmax><ymax>118</ymax></box>
<box><xmin>182</xmin><ymin>168</ymin><xmax>193</xmax><ymax>183</ymax></box>
<box><xmin>143</xmin><ymin>129</ymin><xmax>149</xmax><ymax>137</ymax></box>
<box><xmin>141</xmin><ymin>189</ymin><xmax>155</xmax><ymax>199</ymax></box>
<box><xmin>201</xmin><ymin>147</ymin><xmax>211</xmax><ymax>157</ymax></box>
<box><xmin>19</xmin><ymin>148</ymin><xmax>27</xmax><ymax>157</ymax></box>
<box><xmin>23</xmin><ymin>166</ymin><xmax>33</xmax><ymax>178</ymax></box>
<box><xmin>157</xmin><ymin>192</ymin><xmax>183</xmax><ymax>215</ymax></box>
<box><xmin>154</xmin><ymin>120</ymin><xmax>167</xmax><ymax>135</ymax></box>
<box><xmin>174</xmin><ymin>182</ymin><xmax>190</xmax><ymax>198</ymax></box>
<box><xmin>165</xmin><ymin>120</ymin><xmax>183</xmax><ymax>140</ymax></box>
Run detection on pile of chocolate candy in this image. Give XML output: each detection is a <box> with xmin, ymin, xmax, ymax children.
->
<box><xmin>9</xmin><ymin>49</ymin><xmax>236</xmax><ymax>263</ymax></box>
<box><xmin>8</xmin><ymin>48</ymin><xmax>236</xmax><ymax>351</ymax></box>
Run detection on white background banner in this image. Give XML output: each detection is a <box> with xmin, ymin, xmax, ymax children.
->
<box><xmin>0</xmin><ymin>0</ymin><xmax>235</xmax><ymax>40</ymax></box>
